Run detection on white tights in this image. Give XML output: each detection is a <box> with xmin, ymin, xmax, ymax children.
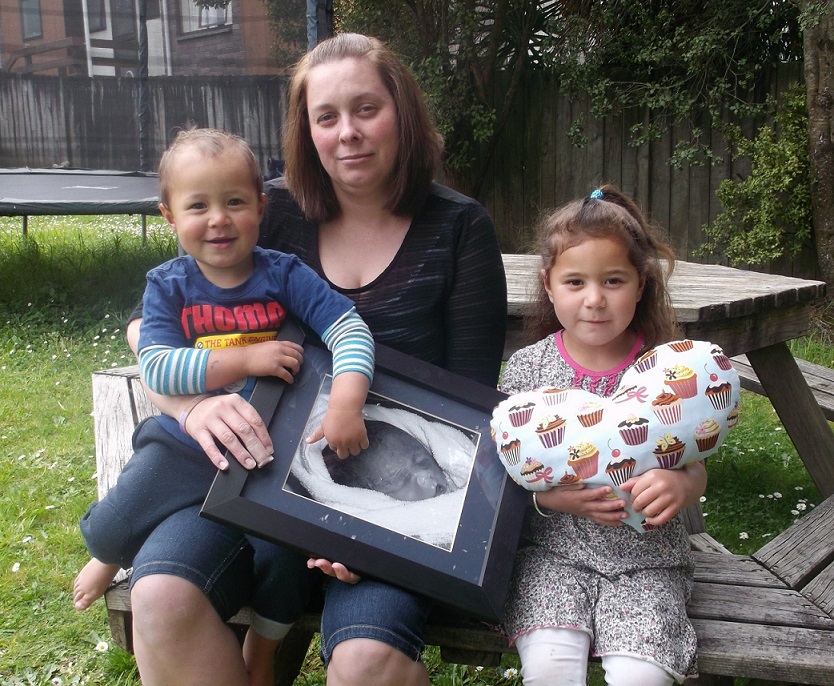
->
<box><xmin>514</xmin><ymin>628</ymin><xmax>674</xmax><ymax>686</ymax></box>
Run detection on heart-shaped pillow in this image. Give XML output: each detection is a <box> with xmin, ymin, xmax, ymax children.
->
<box><xmin>491</xmin><ymin>339</ymin><xmax>740</xmax><ymax>532</ymax></box>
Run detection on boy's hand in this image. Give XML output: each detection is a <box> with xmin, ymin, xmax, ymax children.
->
<box><xmin>535</xmin><ymin>484</ymin><xmax>628</xmax><ymax>527</ymax></box>
<box><xmin>242</xmin><ymin>340</ymin><xmax>303</xmax><ymax>383</ymax></box>
<box><xmin>307</xmin><ymin>409</ymin><xmax>369</xmax><ymax>459</ymax></box>
<box><xmin>621</xmin><ymin>461</ymin><xmax>707</xmax><ymax>526</ymax></box>
<box><xmin>305</xmin><ymin>371</ymin><xmax>371</xmax><ymax>459</ymax></box>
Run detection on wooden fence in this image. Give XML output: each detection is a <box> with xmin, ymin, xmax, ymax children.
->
<box><xmin>0</xmin><ymin>74</ymin><xmax>287</xmax><ymax>172</ymax></box>
<box><xmin>478</xmin><ymin>65</ymin><xmax>812</xmax><ymax>276</ymax></box>
<box><xmin>0</xmin><ymin>65</ymin><xmax>814</xmax><ymax>275</ymax></box>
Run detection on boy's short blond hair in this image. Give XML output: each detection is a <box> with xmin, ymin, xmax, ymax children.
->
<box><xmin>158</xmin><ymin>128</ymin><xmax>264</xmax><ymax>206</ymax></box>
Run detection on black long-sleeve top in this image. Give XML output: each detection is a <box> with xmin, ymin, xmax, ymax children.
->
<box><xmin>259</xmin><ymin>179</ymin><xmax>507</xmax><ymax>387</ymax></box>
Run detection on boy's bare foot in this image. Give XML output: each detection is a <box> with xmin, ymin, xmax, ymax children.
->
<box><xmin>73</xmin><ymin>558</ymin><xmax>120</xmax><ymax>610</ymax></box>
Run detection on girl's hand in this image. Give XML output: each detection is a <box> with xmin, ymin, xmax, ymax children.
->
<box><xmin>620</xmin><ymin>462</ymin><xmax>707</xmax><ymax>526</ymax></box>
<box><xmin>535</xmin><ymin>484</ymin><xmax>628</xmax><ymax>527</ymax></box>
<box><xmin>307</xmin><ymin>558</ymin><xmax>362</xmax><ymax>584</ymax></box>
<box><xmin>183</xmin><ymin>394</ymin><xmax>274</xmax><ymax>470</ymax></box>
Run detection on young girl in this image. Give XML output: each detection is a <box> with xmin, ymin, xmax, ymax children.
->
<box><xmin>501</xmin><ymin>185</ymin><xmax>705</xmax><ymax>685</ymax></box>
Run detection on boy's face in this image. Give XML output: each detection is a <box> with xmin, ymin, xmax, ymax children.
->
<box><xmin>159</xmin><ymin>148</ymin><xmax>265</xmax><ymax>287</ymax></box>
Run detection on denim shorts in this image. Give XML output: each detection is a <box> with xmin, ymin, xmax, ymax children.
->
<box><xmin>128</xmin><ymin>504</ymin><xmax>315</xmax><ymax>633</ymax></box>
<box><xmin>319</xmin><ymin>577</ymin><xmax>432</xmax><ymax>665</ymax></box>
<box><xmin>129</xmin><ymin>504</ymin><xmax>255</xmax><ymax>622</ymax></box>
<box><xmin>81</xmin><ymin>418</ymin><xmax>217</xmax><ymax>570</ymax></box>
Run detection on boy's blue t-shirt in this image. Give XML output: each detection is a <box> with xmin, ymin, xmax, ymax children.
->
<box><xmin>138</xmin><ymin>245</ymin><xmax>356</xmax><ymax>445</ymax></box>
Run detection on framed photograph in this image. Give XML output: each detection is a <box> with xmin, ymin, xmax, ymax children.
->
<box><xmin>201</xmin><ymin>320</ymin><xmax>527</xmax><ymax>622</ymax></box>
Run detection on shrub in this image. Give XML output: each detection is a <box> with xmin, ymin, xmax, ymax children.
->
<box><xmin>700</xmin><ymin>84</ymin><xmax>812</xmax><ymax>266</ymax></box>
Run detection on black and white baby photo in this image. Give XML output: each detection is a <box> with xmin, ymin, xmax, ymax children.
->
<box><xmin>285</xmin><ymin>377</ymin><xmax>477</xmax><ymax>551</ymax></box>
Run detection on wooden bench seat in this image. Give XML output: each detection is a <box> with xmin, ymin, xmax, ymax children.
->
<box><xmin>103</xmin><ymin>548</ymin><xmax>834</xmax><ymax>685</ymax></box>
<box><xmin>94</xmin><ymin>365</ymin><xmax>834</xmax><ymax>685</ymax></box>
<box><xmin>731</xmin><ymin>354</ymin><xmax>834</xmax><ymax>421</ymax></box>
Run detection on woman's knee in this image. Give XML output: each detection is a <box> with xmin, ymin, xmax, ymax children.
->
<box><xmin>131</xmin><ymin>575</ymin><xmax>213</xmax><ymax>643</ymax></box>
<box><xmin>328</xmin><ymin>638</ymin><xmax>424</xmax><ymax>685</ymax></box>
<box><xmin>330</xmin><ymin>637</ymin><xmax>394</xmax><ymax>673</ymax></box>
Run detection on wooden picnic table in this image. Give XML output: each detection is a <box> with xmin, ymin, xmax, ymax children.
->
<box><xmin>503</xmin><ymin>254</ymin><xmax>834</xmax><ymax>498</ymax></box>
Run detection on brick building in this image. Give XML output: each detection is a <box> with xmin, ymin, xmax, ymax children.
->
<box><xmin>0</xmin><ymin>0</ymin><xmax>285</xmax><ymax>76</ymax></box>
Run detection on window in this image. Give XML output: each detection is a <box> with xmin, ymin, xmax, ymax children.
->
<box><xmin>88</xmin><ymin>0</ymin><xmax>106</xmax><ymax>32</ymax></box>
<box><xmin>146</xmin><ymin>0</ymin><xmax>160</xmax><ymax>21</ymax></box>
<box><xmin>112</xmin><ymin>0</ymin><xmax>137</xmax><ymax>38</ymax></box>
<box><xmin>20</xmin><ymin>0</ymin><xmax>42</xmax><ymax>40</ymax></box>
<box><xmin>180</xmin><ymin>0</ymin><xmax>230</xmax><ymax>33</ymax></box>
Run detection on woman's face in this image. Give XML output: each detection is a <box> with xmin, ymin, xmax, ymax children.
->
<box><xmin>305</xmin><ymin>57</ymin><xmax>399</xmax><ymax>201</ymax></box>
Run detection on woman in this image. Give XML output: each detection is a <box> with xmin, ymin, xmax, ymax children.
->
<box><xmin>124</xmin><ymin>33</ymin><xmax>507</xmax><ymax>686</ymax></box>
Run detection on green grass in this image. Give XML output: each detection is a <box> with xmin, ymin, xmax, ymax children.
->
<box><xmin>701</xmin><ymin>392</ymin><xmax>820</xmax><ymax>554</ymax></box>
<box><xmin>0</xmin><ymin>216</ymin><xmax>174</xmax><ymax>686</ymax></box>
<box><xmin>0</xmin><ymin>215</ymin><xmax>825</xmax><ymax>685</ymax></box>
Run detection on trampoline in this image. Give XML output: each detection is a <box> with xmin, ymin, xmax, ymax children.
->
<box><xmin>0</xmin><ymin>168</ymin><xmax>160</xmax><ymax>238</ymax></box>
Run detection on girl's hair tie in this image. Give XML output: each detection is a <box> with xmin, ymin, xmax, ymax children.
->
<box><xmin>590</xmin><ymin>189</ymin><xmax>604</xmax><ymax>200</ymax></box>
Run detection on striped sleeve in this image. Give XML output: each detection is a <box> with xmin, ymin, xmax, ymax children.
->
<box><xmin>138</xmin><ymin>344</ymin><xmax>210</xmax><ymax>395</ymax></box>
<box><xmin>321</xmin><ymin>308</ymin><xmax>375</xmax><ymax>383</ymax></box>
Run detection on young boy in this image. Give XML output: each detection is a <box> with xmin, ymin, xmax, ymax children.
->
<box><xmin>73</xmin><ymin>128</ymin><xmax>374</xmax><ymax>684</ymax></box>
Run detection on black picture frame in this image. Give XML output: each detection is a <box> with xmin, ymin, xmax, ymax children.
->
<box><xmin>201</xmin><ymin>319</ymin><xmax>527</xmax><ymax>622</ymax></box>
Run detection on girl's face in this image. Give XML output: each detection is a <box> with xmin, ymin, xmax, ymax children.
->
<box><xmin>305</xmin><ymin>57</ymin><xmax>399</xmax><ymax>202</ymax></box>
<box><xmin>542</xmin><ymin>236</ymin><xmax>645</xmax><ymax>366</ymax></box>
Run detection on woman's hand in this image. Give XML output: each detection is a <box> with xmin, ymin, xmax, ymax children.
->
<box><xmin>128</xmin><ymin>317</ymin><xmax>274</xmax><ymax>470</ymax></box>
<box><xmin>534</xmin><ymin>484</ymin><xmax>628</xmax><ymax>527</ymax></box>
<box><xmin>307</xmin><ymin>558</ymin><xmax>362</xmax><ymax>584</ymax></box>
<box><xmin>620</xmin><ymin>461</ymin><xmax>707</xmax><ymax>526</ymax></box>
<box><xmin>183</xmin><ymin>394</ymin><xmax>274</xmax><ymax>470</ymax></box>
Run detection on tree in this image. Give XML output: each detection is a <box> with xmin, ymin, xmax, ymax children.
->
<box><xmin>261</xmin><ymin>0</ymin><xmax>307</xmax><ymax>70</ymax></box>
<box><xmin>697</xmin><ymin>2</ymin><xmax>834</xmax><ymax>285</ymax></box>
<box><xmin>337</xmin><ymin>0</ymin><xmax>560</xmax><ymax>196</ymax></box>
<box><xmin>801</xmin><ymin>0</ymin><xmax>834</xmax><ymax>285</ymax></box>
<box><xmin>267</xmin><ymin>1</ymin><xmax>833</xmax><ymax>283</ymax></box>
<box><xmin>538</xmin><ymin>1</ymin><xmax>803</xmax><ymax>164</ymax></box>
<box><xmin>699</xmin><ymin>85</ymin><xmax>812</xmax><ymax>267</ymax></box>
<box><xmin>334</xmin><ymin>1</ymin><xmax>806</xmax><ymax>193</ymax></box>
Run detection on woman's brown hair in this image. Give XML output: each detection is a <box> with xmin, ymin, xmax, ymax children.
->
<box><xmin>283</xmin><ymin>33</ymin><xmax>444</xmax><ymax>222</ymax></box>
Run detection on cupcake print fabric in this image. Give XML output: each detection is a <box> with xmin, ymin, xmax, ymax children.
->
<box><xmin>491</xmin><ymin>339</ymin><xmax>740</xmax><ymax>531</ymax></box>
